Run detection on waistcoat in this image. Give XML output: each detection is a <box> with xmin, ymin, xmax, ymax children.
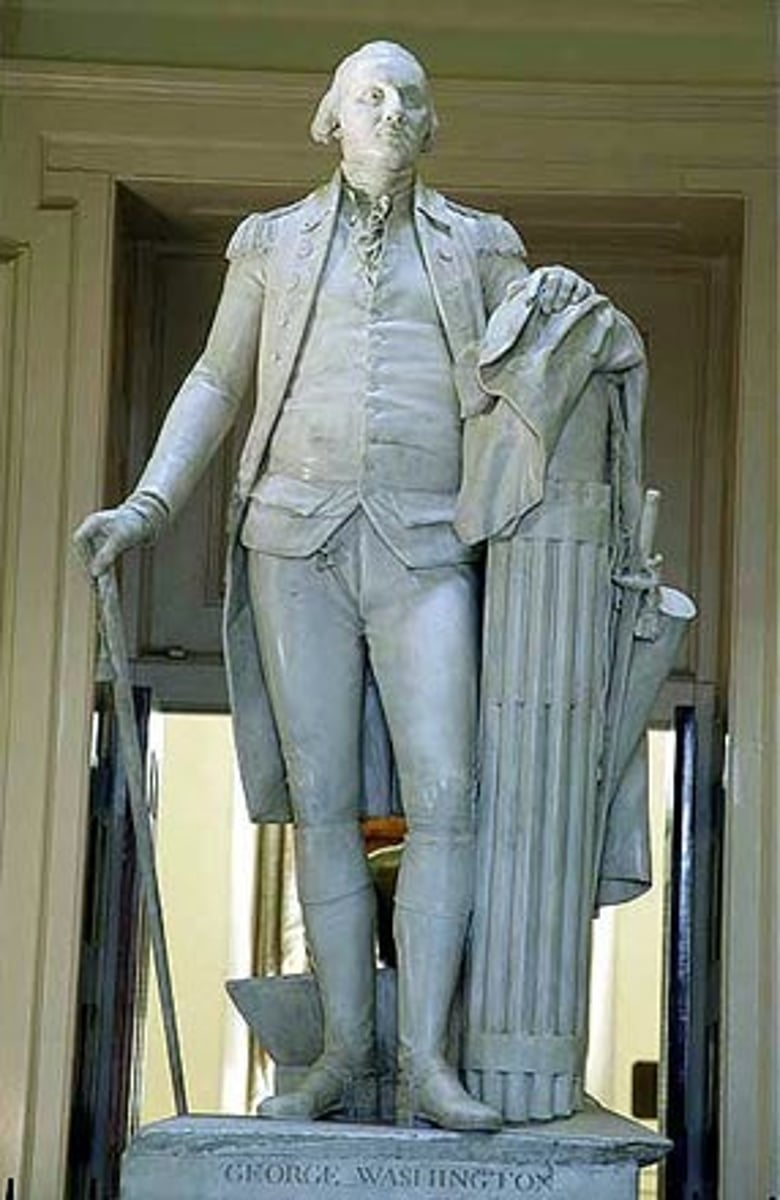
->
<box><xmin>241</xmin><ymin>191</ymin><xmax>472</xmax><ymax>568</ymax></box>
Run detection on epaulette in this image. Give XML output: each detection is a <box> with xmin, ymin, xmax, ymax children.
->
<box><xmin>473</xmin><ymin>213</ymin><xmax>527</xmax><ymax>259</ymax></box>
<box><xmin>446</xmin><ymin>201</ymin><xmax>526</xmax><ymax>259</ymax></box>
<box><xmin>225</xmin><ymin>213</ymin><xmax>273</xmax><ymax>261</ymax></box>
<box><xmin>225</xmin><ymin>191</ymin><xmax>324</xmax><ymax>261</ymax></box>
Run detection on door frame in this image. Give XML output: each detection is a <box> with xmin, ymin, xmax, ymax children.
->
<box><xmin>0</xmin><ymin>62</ymin><xmax>775</xmax><ymax>1198</ymax></box>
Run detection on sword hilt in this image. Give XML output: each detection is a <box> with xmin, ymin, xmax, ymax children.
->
<box><xmin>638</xmin><ymin>488</ymin><xmax>660</xmax><ymax>568</ymax></box>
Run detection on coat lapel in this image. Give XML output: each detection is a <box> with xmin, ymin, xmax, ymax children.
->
<box><xmin>415</xmin><ymin>182</ymin><xmax>482</xmax><ymax>347</ymax></box>
<box><xmin>415</xmin><ymin>182</ymin><xmax>457</xmax><ymax>342</ymax></box>
<box><xmin>414</xmin><ymin>180</ymin><xmax>487</xmax><ymax>417</ymax></box>
<box><xmin>237</xmin><ymin>176</ymin><xmax>340</xmax><ymax>498</ymax></box>
<box><xmin>268</xmin><ymin>173</ymin><xmax>341</xmax><ymax>411</ymax></box>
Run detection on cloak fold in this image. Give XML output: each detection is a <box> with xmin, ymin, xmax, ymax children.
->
<box><xmin>460</xmin><ymin>290</ymin><xmax>694</xmax><ymax>1121</ymax></box>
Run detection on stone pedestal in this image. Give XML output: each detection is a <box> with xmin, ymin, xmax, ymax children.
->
<box><xmin>121</xmin><ymin>1104</ymin><xmax>669</xmax><ymax>1199</ymax></box>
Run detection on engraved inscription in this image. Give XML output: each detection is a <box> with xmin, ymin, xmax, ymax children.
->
<box><xmin>351</xmin><ymin>1161</ymin><xmax>556</xmax><ymax>1192</ymax></box>
<box><xmin>224</xmin><ymin>1161</ymin><xmax>342</xmax><ymax>1187</ymax></box>
<box><xmin>221</xmin><ymin>1156</ymin><xmax>557</xmax><ymax>1193</ymax></box>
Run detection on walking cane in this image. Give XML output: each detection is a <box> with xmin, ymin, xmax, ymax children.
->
<box><xmin>90</xmin><ymin>560</ymin><xmax>189</xmax><ymax>1116</ymax></box>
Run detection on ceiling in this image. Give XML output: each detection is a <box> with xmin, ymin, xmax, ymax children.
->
<box><xmin>1</xmin><ymin>1</ymin><xmax>775</xmax><ymax>86</ymax></box>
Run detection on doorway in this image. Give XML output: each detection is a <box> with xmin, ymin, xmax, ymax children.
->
<box><xmin>69</xmin><ymin>179</ymin><xmax>740</xmax><ymax>1197</ymax></box>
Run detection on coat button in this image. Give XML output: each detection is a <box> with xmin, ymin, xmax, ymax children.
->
<box><xmin>297</xmin><ymin>239</ymin><xmax>314</xmax><ymax>259</ymax></box>
<box><xmin>302</xmin><ymin>210</ymin><xmax>329</xmax><ymax>232</ymax></box>
<box><xmin>438</xmin><ymin>247</ymin><xmax>453</xmax><ymax>262</ymax></box>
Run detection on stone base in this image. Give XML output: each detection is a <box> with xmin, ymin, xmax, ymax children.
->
<box><xmin>121</xmin><ymin>1103</ymin><xmax>670</xmax><ymax>1199</ymax></box>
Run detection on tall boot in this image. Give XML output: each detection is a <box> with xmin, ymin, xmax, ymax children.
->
<box><xmin>394</xmin><ymin>831</ymin><xmax>501</xmax><ymax>1132</ymax></box>
<box><xmin>259</xmin><ymin>823</ymin><xmax>377</xmax><ymax>1120</ymax></box>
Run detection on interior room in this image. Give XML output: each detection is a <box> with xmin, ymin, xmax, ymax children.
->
<box><xmin>0</xmin><ymin>5</ymin><xmax>776</xmax><ymax>1197</ymax></box>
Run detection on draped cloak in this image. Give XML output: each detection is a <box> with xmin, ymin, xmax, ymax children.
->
<box><xmin>455</xmin><ymin>292</ymin><xmax>692</xmax><ymax>1121</ymax></box>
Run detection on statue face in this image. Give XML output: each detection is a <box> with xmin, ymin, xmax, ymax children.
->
<box><xmin>335</xmin><ymin>48</ymin><xmax>432</xmax><ymax>175</ymax></box>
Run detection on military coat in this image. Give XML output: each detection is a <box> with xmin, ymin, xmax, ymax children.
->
<box><xmin>207</xmin><ymin>173</ymin><xmax>529</xmax><ymax>821</ymax></box>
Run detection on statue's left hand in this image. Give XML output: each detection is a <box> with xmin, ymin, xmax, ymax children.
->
<box><xmin>511</xmin><ymin>266</ymin><xmax>594</xmax><ymax>315</ymax></box>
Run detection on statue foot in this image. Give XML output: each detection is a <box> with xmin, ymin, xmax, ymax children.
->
<box><xmin>258</xmin><ymin>1055</ymin><xmax>376</xmax><ymax>1122</ymax></box>
<box><xmin>396</xmin><ymin>1059</ymin><xmax>502</xmax><ymax>1132</ymax></box>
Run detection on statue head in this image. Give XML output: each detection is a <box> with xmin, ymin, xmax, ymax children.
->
<box><xmin>311</xmin><ymin>41</ymin><xmax>438</xmax><ymax>175</ymax></box>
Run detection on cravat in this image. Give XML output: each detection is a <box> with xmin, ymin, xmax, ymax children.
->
<box><xmin>354</xmin><ymin>194</ymin><xmax>392</xmax><ymax>285</ymax></box>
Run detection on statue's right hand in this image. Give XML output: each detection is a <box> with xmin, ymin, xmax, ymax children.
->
<box><xmin>73</xmin><ymin>505</ymin><xmax>149</xmax><ymax>578</ymax></box>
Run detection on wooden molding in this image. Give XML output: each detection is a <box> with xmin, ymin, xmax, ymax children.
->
<box><xmin>1</xmin><ymin>58</ymin><xmax>772</xmax><ymax>119</ymax></box>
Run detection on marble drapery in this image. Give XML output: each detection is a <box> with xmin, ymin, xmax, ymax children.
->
<box><xmin>458</xmin><ymin>294</ymin><xmax>694</xmax><ymax>1121</ymax></box>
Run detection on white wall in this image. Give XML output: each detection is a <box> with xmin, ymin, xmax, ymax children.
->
<box><xmin>139</xmin><ymin>713</ymin><xmax>257</xmax><ymax>1123</ymax></box>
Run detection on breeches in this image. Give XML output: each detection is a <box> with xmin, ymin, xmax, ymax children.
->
<box><xmin>247</xmin><ymin>514</ymin><xmax>479</xmax><ymax>896</ymax></box>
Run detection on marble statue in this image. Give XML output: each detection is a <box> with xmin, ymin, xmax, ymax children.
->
<box><xmin>75</xmin><ymin>40</ymin><xmax>693</xmax><ymax>1132</ymax></box>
